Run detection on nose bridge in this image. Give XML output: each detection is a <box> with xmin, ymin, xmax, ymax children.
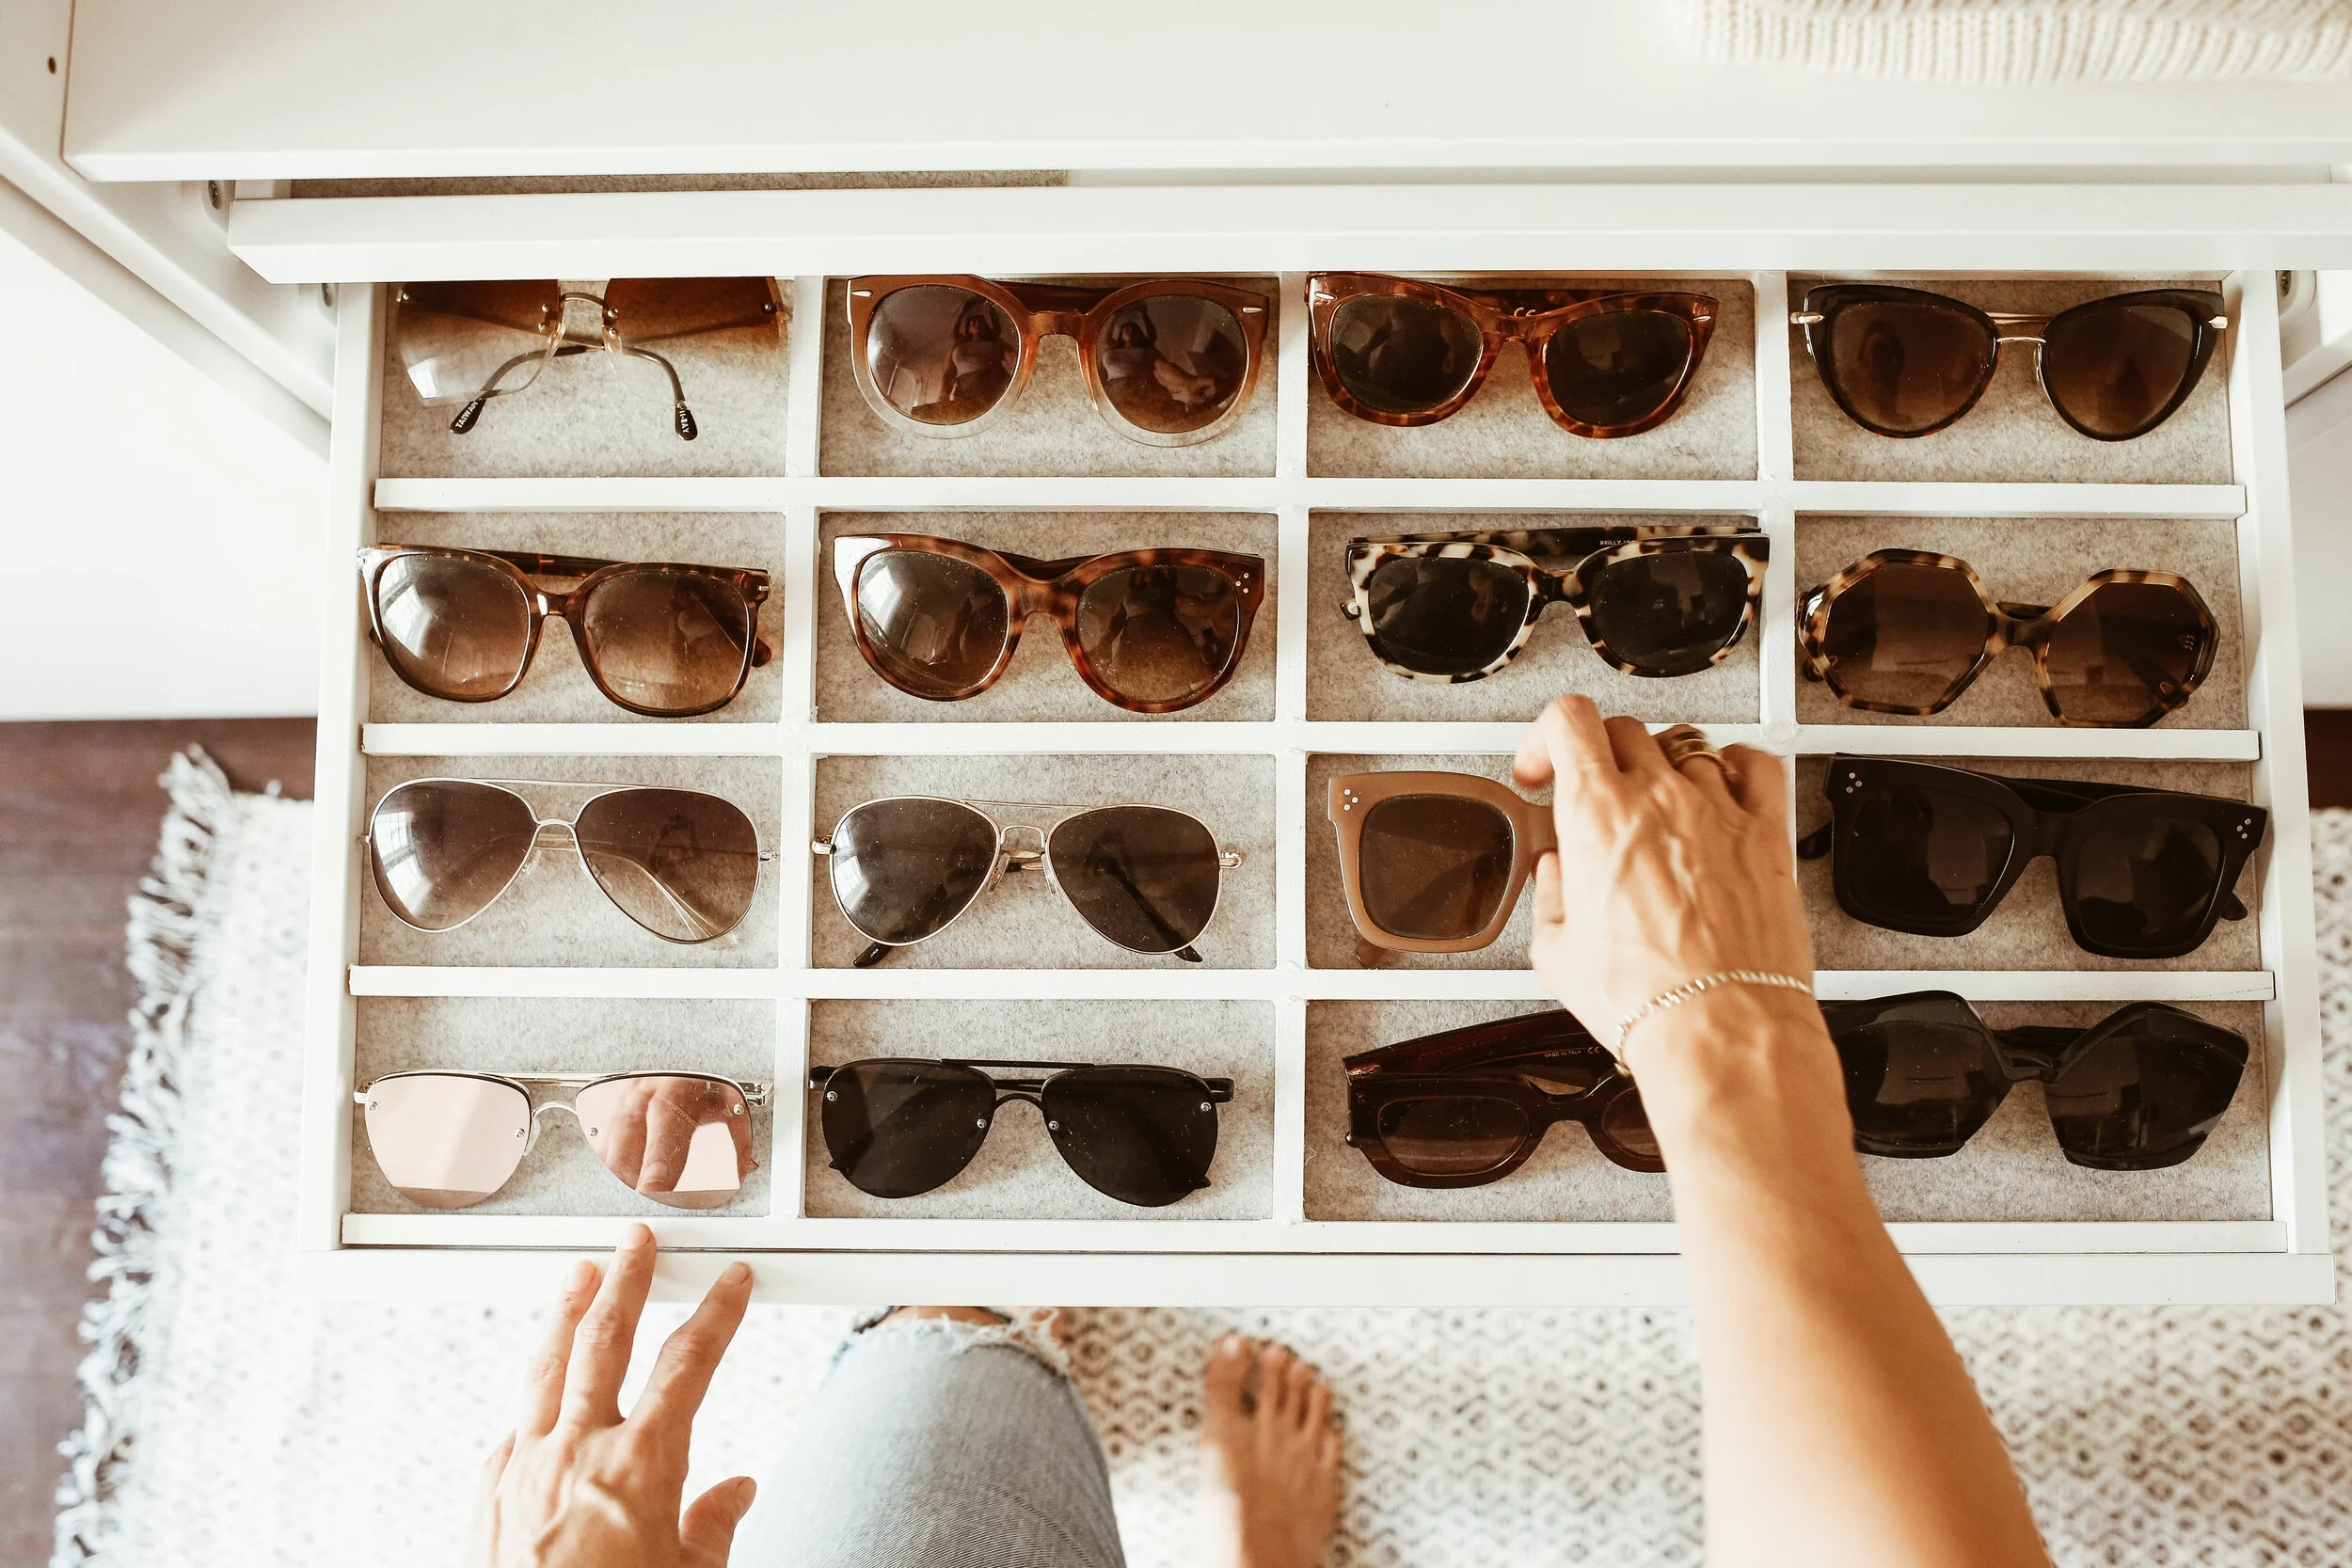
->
<box><xmin>1034</xmin><ymin>309</ymin><xmax>1088</xmax><ymax>339</ymax></box>
<box><xmin>532</xmin><ymin>817</ymin><xmax>581</xmax><ymax>849</ymax></box>
<box><xmin>999</xmin><ymin>821</ymin><xmax>1047</xmax><ymax>864</ymax></box>
<box><xmin>526</xmin><ymin>1099</ymin><xmax>580</xmax><ymax>1152</ymax></box>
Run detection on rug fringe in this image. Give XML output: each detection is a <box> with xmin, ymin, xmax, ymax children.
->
<box><xmin>51</xmin><ymin>749</ymin><xmax>236</xmax><ymax>1568</ymax></box>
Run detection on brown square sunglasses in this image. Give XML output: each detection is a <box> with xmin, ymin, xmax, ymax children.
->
<box><xmin>359</xmin><ymin>545</ymin><xmax>771</xmax><ymax>717</ymax></box>
<box><xmin>1327</xmin><ymin>772</ymin><xmax>1555</xmax><ymax>955</ymax></box>
<box><xmin>833</xmin><ymin>534</ymin><xmax>1264</xmax><ymax>713</ymax></box>
<box><xmin>848</xmin><ymin>275</ymin><xmax>1270</xmax><ymax>447</ymax></box>
<box><xmin>1309</xmin><ymin>273</ymin><xmax>1718</xmax><ymax>436</ymax></box>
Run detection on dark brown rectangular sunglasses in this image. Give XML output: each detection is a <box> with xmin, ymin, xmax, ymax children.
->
<box><xmin>833</xmin><ymin>534</ymin><xmax>1264</xmax><ymax>713</ymax></box>
<box><xmin>359</xmin><ymin>545</ymin><xmax>771</xmax><ymax>717</ymax></box>
<box><xmin>1327</xmin><ymin>772</ymin><xmax>1555</xmax><ymax>955</ymax></box>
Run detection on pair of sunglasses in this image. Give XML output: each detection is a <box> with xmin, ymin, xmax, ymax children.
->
<box><xmin>848</xmin><ymin>275</ymin><xmax>1269</xmax><ymax>447</ymax></box>
<box><xmin>817</xmin><ymin>797</ymin><xmax>1242</xmax><ymax>968</ymax></box>
<box><xmin>1344</xmin><ymin>528</ymin><xmax>1767</xmax><ymax>684</ymax></box>
<box><xmin>360</xmin><ymin>546</ymin><xmax>771</xmax><ymax>717</ymax></box>
<box><xmin>1825</xmin><ymin>992</ymin><xmax>2249</xmax><ymax>1170</ymax></box>
<box><xmin>393</xmin><ymin>278</ymin><xmax>785</xmax><ymax>439</ymax></box>
<box><xmin>1327</xmin><ymin>772</ymin><xmax>1554</xmax><ymax>955</ymax></box>
<box><xmin>809</xmin><ymin>1058</ymin><xmax>1230</xmax><ymax>1208</ymax></box>
<box><xmin>1799</xmin><ymin>551</ymin><xmax>2216</xmax><ymax>726</ymax></box>
<box><xmin>1793</xmin><ymin>284</ymin><xmax>2227</xmax><ymax>441</ymax></box>
<box><xmin>1309</xmin><ymin>273</ymin><xmax>1717</xmax><ymax>436</ymax></box>
<box><xmin>834</xmin><ymin>535</ymin><xmax>1264</xmax><ymax>713</ymax></box>
<box><xmin>1800</xmin><ymin>757</ymin><xmax>2265</xmax><ymax>958</ymax></box>
<box><xmin>1343</xmin><ymin>1011</ymin><xmax>1659</xmax><ymax>1187</ymax></box>
<box><xmin>357</xmin><ymin>1069</ymin><xmax>767</xmax><ymax>1210</ymax></box>
<box><xmin>368</xmin><ymin>779</ymin><xmax>768</xmax><ymax>944</ymax></box>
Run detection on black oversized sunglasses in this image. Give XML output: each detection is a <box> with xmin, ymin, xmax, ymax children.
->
<box><xmin>1823</xmin><ymin>991</ymin><xmax>2249</xmax><ymax>1169</ymax></box>
<box><xmin>809</xmin><ymin>1058</ymin><xmax>1231</xmax><ymax>1207</ymax></box>
<box><xmin>1799</xmin><ymin>757</ymin><xmax>2265</xmax><ymax>959</ymax></box>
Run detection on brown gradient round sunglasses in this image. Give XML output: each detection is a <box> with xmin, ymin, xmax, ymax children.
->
<box><xmin>360</xmin><ymin>546</ymin><xmax>771</xmax><ymax>717</ymax></box>
<box><xmin>848</xmin><ymin>275</ymin><xmax>1270</xmax><ymax>447</ymax></box>
<box><xmin>834</xmin><ymin>534</ymin><xmax>1264</xmax><ymax>713</ymax></box>
<box><xmin>1792</xmin><ymin>283</ymin><xmax>2227</xmax><ymax>441</ymax></box>
<box><xmin>1327</xmin><ymin>772</ymin><xmax>1556</xmax><ymax>955</ymax></box>
<box><xmin>1309</xmin><ymin>273</ymin><xmax>1718</xmax><ymax>436</ymax></box>
<box><xmin>1798</xmin><ymin>549</ymin><xmax>2217</xmax><ymax>726</ymax></box>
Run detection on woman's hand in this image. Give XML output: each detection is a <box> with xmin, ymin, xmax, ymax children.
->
<box><xmin>468</xmin><ymin>1225</ymin><xmax>757</xmax><ymax>1568</ymax></box>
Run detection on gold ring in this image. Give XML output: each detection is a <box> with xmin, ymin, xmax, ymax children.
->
<box><xmin>1658</xmin><ymin>727</ymin><xmax>1732</xmax><ymax>777</ymax></box>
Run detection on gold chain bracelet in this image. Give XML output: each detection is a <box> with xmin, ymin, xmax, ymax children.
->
<box><xmin>1613</xmin><ymin>970</ymin><xmax>1814</xmax><ymax>1062</ymax></box>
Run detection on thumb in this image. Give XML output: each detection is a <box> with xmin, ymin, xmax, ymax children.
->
<box><xmin>680</xmin><ymin>1475</ymin><xmax>757</xmax><ymax>1566</ymax></box>
<box><xmin>1531</xmin><ymin>849</ymin><xmax>1565</xmax><ymax>929</ymax></box>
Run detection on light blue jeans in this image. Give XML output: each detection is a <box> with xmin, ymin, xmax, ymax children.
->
<box><xmin>735</xmin><ymin>1310</ymin><xmax>1125</xmax><ymax>1568</ymax></box>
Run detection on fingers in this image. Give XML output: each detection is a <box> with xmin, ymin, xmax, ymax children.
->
<box><xmin>633</xmin><ymin>1260</ymin><xmax>755</xmax><ymax>1439</ymax></box>
<box><xmin>1657</xmin><ymin>725</ymin><xmax>1737</xmax><ymax>810</ymax></box>
<box><xmin>1531</xmin><ymin>850</ymin><xmax>1565</xmax><ymax>931</ymax></box>
<box><xmin>678</xmin><ymin>1476</ymin><xmax>758</xmax><ymax>1568</ymax></box>
<box><xmin>518</xmin><ymin>1259</ymin><xmax>600</xmax><ymax>1436</ymax></box>
<box><xmin>636</xmin><ymin>1095</ymin><xmax>692</xmax><ymax>1195</ymax></box>
<box><xmin>466</xmin><ymin>1433</ymin><xmax>516</xmax><ymax>1567</ymax></box>
<box><xmin>1721</xmin><ymin>743</ymin><xmax>1789</xmax><ymax>823</ymax></box>
<box><xmin>561</xmin><ymin>1224</ymin><xmax>658</xmax><ymax>1430</ymax></box>
<box><xmin>1513</xmin><ymin>695</ymin><xmax>1620</xmax><ymax>795</ymax></box>
<box><xmin>1601</xmin><ymin>715</ymin><xmax>1670</xmax><ymax>779</ymax></box>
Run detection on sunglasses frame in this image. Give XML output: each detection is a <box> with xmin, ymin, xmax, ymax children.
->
<box><xmin>1327</xmin><ymin>771</ymin><xmax>1558</xmax><ymax>954</ymax></box>
<box><xmin>1800</xmin><ymin>756</ymin><xmax>2265</xmax><ymax>958</ymax></box>
<box><xmin>813</xmin><ymin>796</ymin><xmax>1246</xmax><ymax>963</ymax></box>
<box><xmin>832</xmin><ymin>534</ymin><xmax>1266</xmax><ymax>713</ymax></box>
<box><xmin>1797</xmin><ymin>548</ymin><xmax>2217</xmax><ymax>725</ymax></box>
<box><xmin>359</xmin><ymin>545</ymin><xmax>773</xmax><ymax>718</ymax></box>
<box><xmin>1344</xmin><ymin>528</ymin><xmax>1769</xmax><ymax>684</ymax></box>
<box><xmin>1792</xmin><ymin>282</ymin><xmax>2229</xmax><ymax>442</ymax></box>
<box><xmin>1820</xmin><ymin>991</ymin><xmax>2249</xmax><ymax>1170</ymax></box>
<box><xmin>364</xmin><ymin>777</ymin><xmax>773</xmax><ymax>943</ymax></box>
<box><xmin>1343</xmin><ymin>1011</ymin><xmax>1660</xmax><ymax>1185</ymax></box>
<box><xmin>845</xmin><ymin>274</ymin><xmax>1271</xmax><ymax>448</ymax></box>
<box><xmin>1307</xmin><ymin>273</ymin><xmax>1719</xmax><ymax>436</ymax></box>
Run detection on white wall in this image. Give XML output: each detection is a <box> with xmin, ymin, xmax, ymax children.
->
<box><xmin>0</xmin><ymin>222</ymin><xmax>323</xmax><ymax>720</ymax></box>
<box><xmin>2291</xmin><ymin>375</ymin><xmax>2352</xmax><ymax>708</ymax></box>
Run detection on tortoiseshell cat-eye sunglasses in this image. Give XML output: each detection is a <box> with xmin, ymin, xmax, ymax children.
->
<box><xmin>1309</xmin><ymin>273</ymin><xmax>1718</xmax><ymax>436</ymax></box>
<box><xmin>1344</xmin><ymin>528</ymin><xmax>1767</xmax><ymax>683</ymax></box>
<box><xmin>848</xmin><ymin>275</ymin><xmax>1269</xmax><ymax>446</ymax></box>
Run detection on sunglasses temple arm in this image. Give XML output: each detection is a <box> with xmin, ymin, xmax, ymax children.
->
<box><xmin>615</xmin><ymin>343</ymin><xmax>697</xmax><ymax>440</ymax></box>
<box><xmin>449</xmin><ymin>347</ymin><xmax>557</xmax><ymax>434</ymax></box>
<box><xmin>852</xmin><ymin>941</ymin><xmax>892</xmax><ymax>969</ymax></box>
<box><xmin>2221</xmin><ymin>890</ymin><xmax>2249</xmax><ymax>921</ymax></box>
<box><xmin>1084</xmin><ymin>861</ymin><xmax>1202</xmax><ymax>961</ymax></box>
<box><xmin>1795</xmin><ymin>822</ymin><xmax>1834</xmax><ymax>860</ymax></box>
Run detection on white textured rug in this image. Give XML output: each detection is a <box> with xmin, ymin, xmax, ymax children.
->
<box><xmin>53</xmin><ymin>754</ymin><xmax>2352</xmax><ymax>1567</ymax></box>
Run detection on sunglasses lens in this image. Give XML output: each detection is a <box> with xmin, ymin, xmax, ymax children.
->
<box><xmin>1374</xmin><ymin>1092</ymin><xmax>1530</xmax><ymax>1177</ymax></box>
<box><xmin>1835</xmin><ymin>1018</ymin><xmax>2010</xmax><ymax>1154</ymax></box>
<box><xmin>573</xmin><ymin>788</ymin><xmax>761</xmax><ymax>942</ymax></box>
<box><xmin>372</xmin><ymin>553</ymin><xmax>533</xmax><ymax>701</ymax></box>
<box><xmin>866</xmin><ymin>285</ymin><xmax>1019</xmax><ymax>426</ymax></box>
<box><xmin>1588</xmin><ymin>546</ymin><xmax>1752</xmax><ymax>673</ymax></box>
<box><xmin>1075</xmin><ymin>564</ymin><xmax>1247</xmax><ymax>705</ymax></box>
<box><xmin>361</xmin><ymin>1073</ymin><xmax>530</xmax><ymax>1209</ymax></box>
<box><xmin>1359</xmin><ymin>795</ymin><xmax>1516</xmax><ymax>941</ymax></box>
<box><xmin>369</xmin><ymin>780</ymin><xmax>538</xmax><ymax>930</ymax></box>
<box><xmin>1327</xmin><ymin>295</ymin><xmax>1484</xmax><ymax>415</ymax></box>
<box><xmin>2042</xmin><ymin>303</ymin><xmax>2199</xmax><ymax>438</ymax></box>
<box><xmin>819</xmin><ymin>1059</ymin><xmax>995</xmax><ymax>1197</ymax></box>
<box><xmin>1846</xmin><ymin>784</ymin><xmax>2016</xmax><ymax>930</ymax></box>
<box><xmin>1596</xmin><ymin>1090</ymin><xmax>1661</xmax><ymax>1165</ymax></box>
<box><xmin>580</xmin><ymin>569</ymin><xmax>754</xmax><ymax>713</ymax></box>
<box><xmin>2069</xmin><ymin>816</ymin><xmax>2224</xmax><ymax>951</ymax></box>
<box><xmin>829</xmin><ymin>798</ymin><xmax>999</xmax><ymax>946</ymax></box>
<box><xmin>1545</xmin><ymin>309</ymin><xmax>1694</xmax><ymax>427</ymax></box>
<box><xmin>600</xmin><ymin>277</ymin><xmax>778</xmax><ymax>342</ymax></box>
<box><xmin>853</xmin><ymin>549</ymin><xmax>1012</xmax><ymax>699</ymax></box>
<box><xmin>574</xmin><ymin>1074</ymin><xmax>754</xmax><ymax>1209</ymax></box>
<box><xmin>1823</xmin><ymin>299</ymin><xmax>1996</xmax><ymax>435</ymax></box>
<box><xmin>1362</xmin><ymin>553</ymin><xmax>1530</xmax><ymax>677</ymax></box>
<box><xmin>1047</xmin><ymin>807</ymin><xmax>1223</xmax><ymax>954</ymax></box>
<box><xmin>2046</xmin><ymin>1013</ymin><xmax>2244</xmax><ymax>1166</ymax></box>
<box><xmin>1097</xmin><ymin>295</ymin><xmax>1250</xmax><ymax>435</ymax></box>
<box><xmin>2042</xmin><ymin>581</ymin><xmax>2208</xmax><ymax>724</ymax></box>
<box><xmin>394</xmin><ymin>280</ymin><xmax>562</xmax><ymax>404</ymax></box>
<box><xmin>1041</xmin><ymin>1067</ymin><xmax>1219</xmax><ymax>1206</ymax></box>
<box><xmin>1817</xmin><ymin>562</ymin><xmax>1991</xmax><ymax>709</ymax></box>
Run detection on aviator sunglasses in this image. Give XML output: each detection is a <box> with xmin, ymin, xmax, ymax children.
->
<box><xmin>1799</xmin><ymin>757</ymin><xmax>2265</xmax><ymax>959</ymax></box>
<box><xmin>848</xmin><ymin>275</ymin><xmax>1269</xmax><ymax>446</ymax></box>
<box><xmin>1792</xmin><ymin>283</ymin><xmax>2227</xmax><ymax>441</ymax></box>
<box><xmin>358</xmin><ymin>1069</ymin><xmax>767</xmax><ymax>1210</ymax></box>
<box><xmin>810</xmin><ymin>1058</ymin><xmax>1231</xmax><ymax>1207</ymax></box>
<box><xmin>816</xmin><ymin>797</ymin><xmax>1243</xmax><ymax>967</ymax></box>
<box><xmin>1345</xmin><ymin>527</ymin><xmax>1767</xmax><ymax>683</ymax></box>
<box><xmin>359</xmin><ymin>546</ymin><xmax>771</xmax><ymax>717</ymax></box>
<box><xmin>834</xmin><ymin>534</ymin><xmax>1264</xmax><ymax>712</ymax></box>
<box><xmin>392</xmin><ymin>277</ymin><xmax>785</xmax><ymax>439</ymax></box>
<box><xmin>367</xmin><ymin>779</ymin><xmax>768</xmax><ymax>944</ymax></box>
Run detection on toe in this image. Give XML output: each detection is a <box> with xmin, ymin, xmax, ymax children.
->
<box><xmin>1259</xmin><ymin>1344</ymin><xmax>1296</xmax><ymax>1419</ymax></box>
<box><xmin>1202</xmin><ymin>1332</ymin><xmax>1252</xmax><ymax>1421</ymax></box>
<box><xmin>1302</xmin><ymin>1377</ymin><xmax>1332</xmax><ymax>1434</ymax></box>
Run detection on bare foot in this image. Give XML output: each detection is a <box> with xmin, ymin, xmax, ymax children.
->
<box><xmin>1198</xmin><ymin>1333</ymin><xmax>1342</xmax><ymax>1568</ymax></box>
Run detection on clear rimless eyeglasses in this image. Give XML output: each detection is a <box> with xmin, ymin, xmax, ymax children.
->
<box><xmin>356</xmin><ymin>1069</ymin><xmax>771</xmax><ymax>1210</ymax></box>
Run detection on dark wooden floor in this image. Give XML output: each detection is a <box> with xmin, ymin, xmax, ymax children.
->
<box><xmin>0</xmin><ymin>721</ymin><xmax>314</xmax><ymax>1568</ymax></box>
<box><xmin>0</xmin><ymin>710</ymin><xmax>2349</xmax><ymax>1560</ymax></box>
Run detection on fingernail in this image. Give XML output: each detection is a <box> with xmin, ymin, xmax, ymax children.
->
<box><xmin>720</xmin><ymin>1260</ymin><xmax>750</xmax><ymax>1287</ymax></box>
<box><xmin>624</xmin><ymin>1222</ymin><xmax>654</xmax><ymax>1248</ymax></box>
<box><xmin>1216</xmin><ymin>1333</ymin><xmax>1248</xmax><ymax>1356</ymax></box>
